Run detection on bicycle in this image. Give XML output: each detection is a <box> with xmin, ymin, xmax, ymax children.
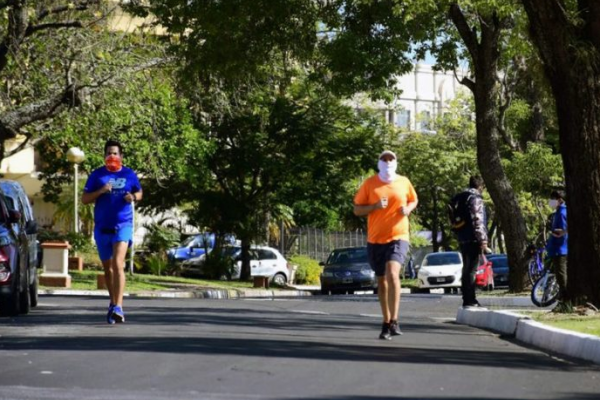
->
<box><xmin>526</xmin><ymin>243</ymin><xmax>547</xmax><ymax>286</ymax></box>
<box><xmin>531</xmin><ymin>268</ymin><xmax>560</xmax><ymax>307</ymax></box>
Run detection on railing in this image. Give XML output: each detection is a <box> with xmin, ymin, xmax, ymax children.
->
<box><xmin>277</xmin><ymin>227</ymin><xmax>367</xmax><ymax>262</ymax></box>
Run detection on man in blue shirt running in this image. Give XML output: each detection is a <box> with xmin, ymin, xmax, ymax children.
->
<box><xmin>546</xmin><ymin>189</ymin><xmax>568</xmax><ymax>300</ymax></box>
<box><xmin>83</xmin><ymin>140</ymin><xmax>142</xmax><ymax>324</ymax></box>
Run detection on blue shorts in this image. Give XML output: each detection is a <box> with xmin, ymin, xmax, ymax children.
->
<box><xmin>94</xmin><ymin>226</ymin><xmax>133</xmax><ymax>262</ymax></box>
<box><xmin>367</xmin><ymin>239</ymin><xmax>409</xmax><ymax>277</ymax></box>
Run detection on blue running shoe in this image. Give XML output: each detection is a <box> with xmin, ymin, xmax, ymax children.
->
<box><xmin>107</xmin><ymin>304</ymin><xmax>115</xmax><ymax>325</ymax></box>
<box><xmin>111</xmin><ymin>305</ymin><xmax>125</xmax><ymax>323</ymax></box>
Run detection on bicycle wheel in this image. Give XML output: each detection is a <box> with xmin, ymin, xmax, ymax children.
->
<box><xmin>528</xmin><ymin>258</ymin><xmax>544</xmax><ymax>286</ymax></box>
<box><xmin>531</xmin><ymin>273</ymin><xmax>559</xmax><ymax>307</ymax></box>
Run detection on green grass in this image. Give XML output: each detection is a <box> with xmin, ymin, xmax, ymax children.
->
<box><xmin>44</xmin><ymin>270</ymin><xmax>256</xmax><ymax>292</ymax></box>
<box><xmin>526</xmin><ymin>311</ymin><xmax>600</xmax><ymax>337</ymax></box>
<box><xmin>402</xmin><ymin>279</ymin><xmax>419</xmax><ymax>289</ymax></box>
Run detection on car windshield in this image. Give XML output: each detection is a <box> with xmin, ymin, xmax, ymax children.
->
<box><xmin>423</xmin><ymin>253</ymin><xmax>461</xmax><ymax>266</ymax></box>
<box><xmin>327</xmin><ymin>248</ymin><xmax>368</xmax><ymax>264</ymax></box>
<box><xmin>181</xmin><ymin>236</ymin><xmax>196</xmax><ymax>247</ymax></box>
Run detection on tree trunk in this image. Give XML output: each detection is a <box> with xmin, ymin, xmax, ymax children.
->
<box><xmin>522</xmin><ymin>0</ymin><xmax>600</xmax><ymax>306</ymax></box>
<box><xmin>432</xmin><ymin>186</ymin><xmax>441</xmax><ymax>252</ymax></box>
<box><xmin>240</xmin><ymin>239</ymin><xmax>252</xmax><ymax>280</ymax></box>
<box><xmin>449</xmin><ymin>6</ymin><xmax>531</xmax><ymax>291</ymax></box>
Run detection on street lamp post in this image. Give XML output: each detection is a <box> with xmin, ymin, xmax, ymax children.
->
<box><xmin>66</xmin><ymin>147</ymin><xmax>85</xmax><ymax>234</ymax></box>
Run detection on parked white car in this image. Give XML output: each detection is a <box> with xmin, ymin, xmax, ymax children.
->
<box><xmin>181</xmin><ymin>245</ymin><xmax>290</xmax><ymax>285</ymax></box>
<box><xmin>417</xmin><ymin>251</ymin><xmax>463</xmax><ymax>291</ymax></box>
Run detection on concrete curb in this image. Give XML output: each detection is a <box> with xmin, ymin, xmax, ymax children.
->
<box><xmin>39</xmin><ymin>288</ymin><xmax>316</xmax><ymax>300</ymax></box>
<box><xmin>456</xmin><ymin>307</ymin><xmax>600</xmax><ymax>365</ymax></box>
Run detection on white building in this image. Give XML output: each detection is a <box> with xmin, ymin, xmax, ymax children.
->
<box><xmin>349</xmin><ymin>63</ymin><xmax>469</xmax><ymax>132</ymax></box>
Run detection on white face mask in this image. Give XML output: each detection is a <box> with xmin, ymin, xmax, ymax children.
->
<box><xmin>549</xmin><ymin>199</ymin><xmax>559</xmax><ymax>209</ymax></box>
<box><xmin>378</xmin><ymin>159</ymin><xmax>397</xmax><ymax>183</ymax></box>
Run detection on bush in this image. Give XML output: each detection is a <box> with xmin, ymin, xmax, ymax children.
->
<box><xmin>289</xmin><ymin>255</ymin><xmax>321</xmax><ymax>285</ymax></box>
<box><xmin>37</xmin><ymin>229</ymin><xmax>94</xmax><ymax>254</ymax></box>
<box><xmin>146</xmin><ymin>254</ymin><xmax>169</xmax><ymax>276</ymax></box>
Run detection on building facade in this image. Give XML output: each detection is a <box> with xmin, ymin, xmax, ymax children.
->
<box><xmin>349</xmin><ymin>63</ymin><xmax>469</xmax><ymax>132</ymax></box>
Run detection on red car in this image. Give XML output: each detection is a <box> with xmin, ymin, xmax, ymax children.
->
<box><xmin>475</xmin><ymin>256</ymin><xmax>494</xmax><ymax>291</ymax></box>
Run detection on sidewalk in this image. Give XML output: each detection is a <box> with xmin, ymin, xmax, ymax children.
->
<box><xmin>456</xmin><ymin>306</ymin><xmax>600</xmax><ymax>366</ymax></box>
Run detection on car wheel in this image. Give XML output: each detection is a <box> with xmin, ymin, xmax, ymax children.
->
<box><xmin>272</xmin><ymin>273</ymin><xmax>287</xmax><ymax>287</ymax></box>
<box><xmin>19</xmin><ymin>268</ymin><xmax>31</xmax><ymax>315</ymax></box>
<box><xmin>443</xmin><ymin>287</ymin><xmax>452</xmax><ymax>294</ymax></box>
<box><xmin>0</xmin><ymin>269</ymin><xmax>21</xmax><ymax>317</ymax></box>
<box><xmin>320</xmin><ymin>287</ymin><xmax>329</xmax><ymax>295</ymax></box>
<box><xmin>373</xmin><ymin>288</ymin><xmax>378</xmax><ymax>295</ymax></box>
<box><xmin>347</xmin><ymin>290</ymin><xmax>354</xmax><ymax>295</ymax></box>
<box><xmin>29</xmin><ymin>268</ymin><xmax>38</xmax><ymax>307</ymax></box>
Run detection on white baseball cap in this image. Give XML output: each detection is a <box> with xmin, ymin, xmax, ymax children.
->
<box><xmin>379</xmin><ymin>150</ymin><xmax>397</xmax><ymax>160</ymax></box>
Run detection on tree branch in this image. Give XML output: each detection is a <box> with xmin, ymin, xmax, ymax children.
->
<box><xmin>36</xmin><ymin>0</ymin><xmax>101</xmax><ymax>22</ymax></box>
<box><xmin>4</xmin><ymin>134</ymin><xmax>31</xmax><ymax>158</ymax></box>
<box><xmin>456</xmin><ymin>72</ymin><xmax>475</xmax><ymax>92</ymax></box>
<box><xmin>26</xmin><ymin>21</ymin><xmax>83</xmax><ymax>36</ymax></box>
<box><xmin>448</xmin><ymin>3</ymin><xmax>479</xmax><ymax>65</ymax></box>
<box><xmin>0</xmin><ymin>57</ymin><xmax>173</xmax><ymax>139</ymax></box>
<box><xmin>497</xmin><ymin>68</ymin><xmax>520</xmax><ymax>151</ymax></box>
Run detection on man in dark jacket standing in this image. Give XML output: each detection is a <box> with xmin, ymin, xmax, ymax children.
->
<box><xmin>453</xmin><ymin>175</ymin><xmax>488</xmax><ymax>308</ymax></box>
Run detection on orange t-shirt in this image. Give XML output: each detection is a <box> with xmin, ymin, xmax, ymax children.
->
<box><xmin>354</xmin><ymin>175</ymin><xmax>418</xmax><ymax>244</ymax></box>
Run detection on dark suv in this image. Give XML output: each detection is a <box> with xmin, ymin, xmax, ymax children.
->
<box><xmin>0</xmin><ymin>180</ymin><xmax>39</xmax><ymax>316</ymax></box>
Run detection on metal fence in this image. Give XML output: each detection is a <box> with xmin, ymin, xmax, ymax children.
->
<box><xmin>279</xmin><ymin>227</ymin><xmax>367</xmax><ymax>262</ymax></box>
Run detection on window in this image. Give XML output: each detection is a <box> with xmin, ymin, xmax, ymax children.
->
<box><xmin>395</xmin><ymin>109</ymin><xmax>411</xmax><ymax>129</ymax></box>
<box><xmin>420</xmin><ymin>111</ymin><xmax>431</xmax><ymax>130</ymax></box>
<box><xmin>423</xmin><ymin>253</ymin><xmax>461</xmax><ymax>266</ymax></box>
<box><xmin>256</xmin><ymin>249</ymin><xmax>277</xmax><ymax>260</ymax></box>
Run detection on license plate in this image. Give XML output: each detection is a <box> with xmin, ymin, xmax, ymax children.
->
<box><xmin>342</xmin><ymin>278</ymin><xmax>353</xmax><ymax>284</ymax></box>
<box><xmin>436</xmin><ymin>277</ymin><xmax>446</xmax><ymax>283</ymax></box>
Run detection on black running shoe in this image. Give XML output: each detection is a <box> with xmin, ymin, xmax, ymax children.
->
<box><xmin>379</xmin><ymin>322</ymin><xmax>392</xmax><ymax>340</ymax></box>
<box><xmin>389</xmin><ymin>320</ymin><xmax>403</xmax><ymax>336</ymax></box>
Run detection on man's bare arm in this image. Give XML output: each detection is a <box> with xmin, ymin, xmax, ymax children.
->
<box><xmin>81</xmin><ymin>183</ymin><xmax>112</xmax><ymax>205</ymax></box>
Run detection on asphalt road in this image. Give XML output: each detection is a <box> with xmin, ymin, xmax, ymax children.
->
<box><xmin>1</xmin><ymin>293</ymin><xmax>599</xmax><ymax>400</ymax></box>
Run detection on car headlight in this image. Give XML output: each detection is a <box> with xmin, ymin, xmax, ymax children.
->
<box><xmin>0</xmin><ymin>264</ymin><xmax>10</xmax><ymax>282</ymax></box>
<box><xmin>321</xmin><ymin>271</ymin><xmax>334</xmax><ymax>278</ymax></box>
<box><xmin>360</xmin><ymin>267</ymin><xmax>374</xmax><ymax>277</ymax></box>
<box><xmin>418</xmin><ymin>268</ymin><xmax>430</xmax><ymax>277</ymax></box>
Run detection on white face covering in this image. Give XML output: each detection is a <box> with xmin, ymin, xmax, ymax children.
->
<box><xmin>378</xmin><ymin>159</ymin><xmax>397</xmax><ymax>183</ymax></box>
<box><xmin>549</xmin><ymin>199</ymin><xmax>559</xmax><ymax>209</ymax></box>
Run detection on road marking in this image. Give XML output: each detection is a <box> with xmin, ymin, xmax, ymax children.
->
<box><xmin>290</xmin><ymin>310</ymin><xmax>329</xmax><ymax>315</ymax></box>
<box><xmin>359</xmin><ymin>314</ymin><xmax>381</xmax><ymax>318</ymax></box>
<box><xmin>40</xmin><ymin>371</ymin><xmax>53</xmax><ymax>375</ymax></box>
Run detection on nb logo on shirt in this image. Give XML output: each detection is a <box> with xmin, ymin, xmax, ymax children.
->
<box><xmin>109</xmin><ymin>178</ymin><xmax>127</xmax><ymax>190</ymax></box>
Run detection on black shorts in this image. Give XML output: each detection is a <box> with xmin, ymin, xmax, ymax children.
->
<box><xmin>367</xmin><ymin>239</ymin><xmax>410</xmax><ymax>277</ymax></box>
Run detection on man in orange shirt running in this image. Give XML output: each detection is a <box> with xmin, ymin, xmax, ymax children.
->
<box><xmin>354</xmin><ymin>150</ymin><xmax>418</xmax><ymax>340</ymax></box>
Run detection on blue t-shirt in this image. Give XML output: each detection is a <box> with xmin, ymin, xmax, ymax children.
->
<box><xmin>84</xmin><ymin>166</ymin><xmax>141</xmax><ymax>230</ymax></box>
<box><xmin>546</xmin><ymin>204</ymin><xmax>568</xmax><ymax>256</ymax></box>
